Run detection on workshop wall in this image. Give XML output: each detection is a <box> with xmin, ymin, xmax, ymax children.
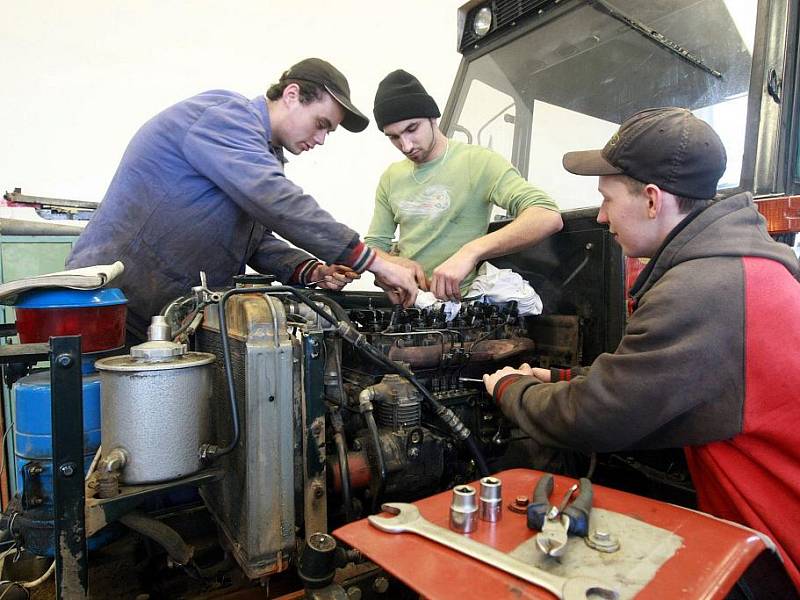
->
<box><xmin>0</xmin><ymin>1</ymin><xmax>463</xmax><ymax>289</ymax></box>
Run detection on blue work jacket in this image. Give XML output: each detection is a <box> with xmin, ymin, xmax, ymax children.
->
<box><xmin>67</xmin><ymin>91</ymin><xmax>364</xmax><ymax>335</ymax></box>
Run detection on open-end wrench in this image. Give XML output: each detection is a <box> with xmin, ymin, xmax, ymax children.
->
<box><xmin>368</xmin><ymin>502</ymin><xmax>618</xmax><ymax>600</ymax></box>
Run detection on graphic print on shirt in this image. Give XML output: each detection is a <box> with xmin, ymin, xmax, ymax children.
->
<box><xmin>398</xmin><ymin>185</ymin><xmax>451</xmax><ymax>218</ymax></box>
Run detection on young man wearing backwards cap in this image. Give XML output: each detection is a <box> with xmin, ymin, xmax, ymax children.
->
<box><xmin>483</xmin><ymin>107</ymin><xmax>800</xmax><ymax>589</ymax></box>
<box><xmin>364</xmin><ymin>70</ymin><xmax>563</xmax><ymax>302</ymax></box>
<box><xmin>67</xmin><ymin>59</ymin><xmax>419</xmax><ymax>341</ymax></box>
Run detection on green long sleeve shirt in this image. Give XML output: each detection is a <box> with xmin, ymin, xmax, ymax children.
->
<box><xmin>365</xmin><ymin>140</ymin><xmax>559</xmax><ymax>291</ymax></box>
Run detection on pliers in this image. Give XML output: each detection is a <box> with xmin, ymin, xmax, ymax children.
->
<box><xmin>527</xmin><ymin>474</ymin><xmax>593</xmax><ymax>557</ymax></box>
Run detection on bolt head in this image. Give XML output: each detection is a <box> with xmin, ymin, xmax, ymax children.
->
<box><xmin>59</xmin><ymin>463</ymin><xmax>76</xmax><ymax>477</ymax></box>
<box><xmin>56</xmin><ymin>354</ymin><xmax>73</xmax><ymax>368</ymax></box>
<box><xmin>372</xmin><ymin>577</ymin><xmax>389</xmax><ymax>594</ymax></box>
<box><xmin>586</xmin><ymin>528</ymin><xmax>621</xmax><ymax>553</ymax></box>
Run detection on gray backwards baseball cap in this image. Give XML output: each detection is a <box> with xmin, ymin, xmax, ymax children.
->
<box><xmin>283</xmin><ymin>58</ymin><xmax>369</xmax><ymax>132</ymax></box>
<box><xmin>562</xmin><ymin>107</ymin><xmax>727</xmax><ymax>199</ymax></box>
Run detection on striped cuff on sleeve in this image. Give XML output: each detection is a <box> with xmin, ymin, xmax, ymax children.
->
<box><xmin>551</xmin><ymin>368</ymin><xmax>574</xmax><ymax>382</ymax></box>
<box><xmin>290</xmin><ymin>259</ymin><xmax>321</xmax><ymax>286</ymax></box>
<box><xmin>345</xmin><ymin>242</ymin><xmax>376</xmax><ymax>273</ymax></box>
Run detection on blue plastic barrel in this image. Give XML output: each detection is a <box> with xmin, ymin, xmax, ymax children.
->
<box><xmin>11</xmin><ymin>361</ymin><xmax>107</xmax><ymax>555</ymax></box>
<box><xmin>13</xmin><ymin>364</ymin><xmax>101</xmax><ymax>499</ymax></box>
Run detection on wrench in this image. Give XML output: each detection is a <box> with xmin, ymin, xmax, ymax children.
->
<box><xmin>368</xmin><ymin>502</ymin><xmax>618</xmax><ymax>600</ymax></box>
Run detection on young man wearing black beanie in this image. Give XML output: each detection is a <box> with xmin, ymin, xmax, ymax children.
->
<box><xmin>364</xmin><ymin>69</ymin><xmax>563</xmax><ymax>302</ymax></box>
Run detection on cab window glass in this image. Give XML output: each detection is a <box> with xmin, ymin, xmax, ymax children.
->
<box><xmin>451</xmin><ymin>78</ymin><xmax>515</xmax><ymax>161</ymax></box>
<box><xmin>447</xmin><ymin>0</ymin><xmax>757</xmax><ymax>209</ymax></box>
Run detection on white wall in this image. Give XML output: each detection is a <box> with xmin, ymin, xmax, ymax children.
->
<box><xmin>0</xmin><ymin>1</ymin><xmax>465</xmax><ymax>288</ymax></box>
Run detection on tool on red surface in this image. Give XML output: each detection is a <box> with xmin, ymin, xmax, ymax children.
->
<box><xmin>368</xmin><ymin>502</ymin><xmax>618</xmax><ymax>600</ymax></box>
<box><xmin>528</xmin><ymin>474</ymin><xmax>593</xmax><ymax>557</ymax></box>
<box><xmin>479</xmin><ymin>476</ymin><xmax>502</xmax><ymax>522</ymax></box>
<box><xmin>450</xmin><ymin>485</ymin><xmax>478</xmax><ymax>533</ymax></box>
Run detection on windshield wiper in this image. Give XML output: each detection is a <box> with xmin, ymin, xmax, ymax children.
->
<box><xmin>586</xmin><ymin>0</ymin><xmax>723</xmax><ymax>79</ymax></box>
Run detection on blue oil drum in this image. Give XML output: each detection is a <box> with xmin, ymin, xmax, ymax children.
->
<box><xmin>11</xmin><ymin>360</ymin><xmax>112</xmax><ymax>555</ymax></box>
<box><xmin>13</xmin><ymin>361</ymin><xmax>101</xmax><ymax>502</ymax></box>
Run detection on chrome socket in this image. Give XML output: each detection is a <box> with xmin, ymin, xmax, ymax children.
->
<box><xmin>449</xmin><ymin>485</ymin><xmax>478</xmax><ymax>533</ymax></box>
<box><xmin>479</xmin><ymin>476</ymin><xmax>503</xmax><ymax>522</ymax></box>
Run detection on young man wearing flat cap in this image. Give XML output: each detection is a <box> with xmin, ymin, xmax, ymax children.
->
<box><xmin>483</xmin><ymin>107</ymin><xmax>800</xmax><ymax>588</ymax></box>
<box><xmin>364</xmin><ymin>70</ymin><xmax>563</xmax><ymax>302</ymax></box>
<box><xmin>68</xmin><ymin>58</ymin><xmax>419</xmax><ymax>340</ymax></box>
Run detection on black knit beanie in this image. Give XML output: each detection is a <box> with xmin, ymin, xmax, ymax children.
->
<box><xmin>373</xmin><ymin>70</ymin><xmax>440</xmax><ymax>131</ymax></box>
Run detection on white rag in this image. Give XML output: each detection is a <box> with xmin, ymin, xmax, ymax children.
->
<box><xmin>414</xmin><ymin>262</ymin><xmax>543</xmax><ymax>321</ymax></box>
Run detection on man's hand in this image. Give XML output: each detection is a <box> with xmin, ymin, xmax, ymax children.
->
<box><xmin>430</xmin><ymin>248</ymin><xmax>478</xmax><ymax>301</ymax></box>
<box><xmin>529</xmin><ymin>366</ymin><xmax>551</xmax><ymax>382</ymax></box>
<box><xmin>369</xmin><ymin>255</ymin><xmax>419</xmax><ymax>307</ymax></box>
<box><xmin>373</xmin><ymin>278</ymin><xmax>404</xmax><ymax>306</ymax></box>
<box><xmin>383</xmin><ymin>255</ymin><xmax>429</xmax><ymax>290</ymax></box>
<box><xmin>482</xmin><ymin>362</ymin><xmax>548</xmax><ymax>396</ymax></box>
<box><xmin>310</xmin><ymin>264</ymin><xmax>360</xmax><ymax>291</ymax></box>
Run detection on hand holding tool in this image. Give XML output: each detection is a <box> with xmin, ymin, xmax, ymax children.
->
<box><xmin>369</xmin><ymin>502</ymin><xmax>617</xmax><ymax>600</ymax></box>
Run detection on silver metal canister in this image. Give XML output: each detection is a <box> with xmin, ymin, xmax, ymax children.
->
<box><xmin>479</xmin><ymin>476</ymin><xmax>502</xmax><ymax>522</ymax></box>
<box><xmin>95</xmin><ymin>338</ymin><xmax>215</xmax><ymax>484</ymax></box>
<box><xmin>449</xmin><ymin>485</ymin><xmax>478</xmax><ymax>533</ymax></box>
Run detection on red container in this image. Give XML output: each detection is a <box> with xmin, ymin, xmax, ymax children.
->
<box><xmin>14</xmin><ymin>288</ymin><xmax>128</xmax><ymax>353</ymax></box>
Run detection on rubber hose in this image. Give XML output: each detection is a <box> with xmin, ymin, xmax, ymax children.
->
<box><xmin>333</xmin><ymin>430</ymin><xmax>353</xmax><ymax>521</ymax></box>
<box><xmin>465</xmin><ymin>435</ymin><xmax>491</xmax><ymax>477</ymax></box>
<box><xmin>119</xmin><ymin>511</ymin><xmax>194</xmax><ymax>566</ymax></box>
<box><xmin>0</xmin><ymin>582</ymin><xmax>28</xmax><ymax>600</ymax></box>
<box><xmin>363</xmin><ymin>408</ymin><xmax>387</xmax><ymax>512</ymax></box>
<box><xmin>308</xmin><ymin>293</ymin><xmax>352</xmax><ymax>324</ymax></box>
<box><xmin>0</xmin><ymin>512</ymin><xmax>54</xmax><ymax>532</ymax></box>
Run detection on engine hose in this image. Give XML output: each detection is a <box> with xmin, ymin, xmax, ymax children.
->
<box><xmin>160</xmin><ymin>294</ymin><xmax>197</xmax><ymax>334</ymax></box>
<box><xmin>119</xmin><ymin>511</ymin><xmax>194</xmax><ymax>566</ymax></box>
<box><xmin>362</xmin><ymin>405</ymin><xmax>387</xmax><ymax>513</ymax></box>
<box><xmin>330</xmin><ymin>411</ymin><xmax>354</xmax><ymax>522</ymax></box>
<box><xmin>308</xmin><ymin>293</ymin><xmax>352</xmax><ymax>324</ymax></box>
<box><xmin>171</xmin><ymin>303</ymin><xmax>207</xmax><ymax>340</ymax></box>
<box><xmin>21</xmin><ymin>561</ymin><xmax>54</xmax><ymax>589</ymax></box>
<box><xmin>0</xmin><ymin>512</ymin><xmax>54</xmax><ymax>534</ymax></box>
<box><xmin>0</xmin><ymin>582</ymin><xmax>28</xmax><ymax>599</ymax></box>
